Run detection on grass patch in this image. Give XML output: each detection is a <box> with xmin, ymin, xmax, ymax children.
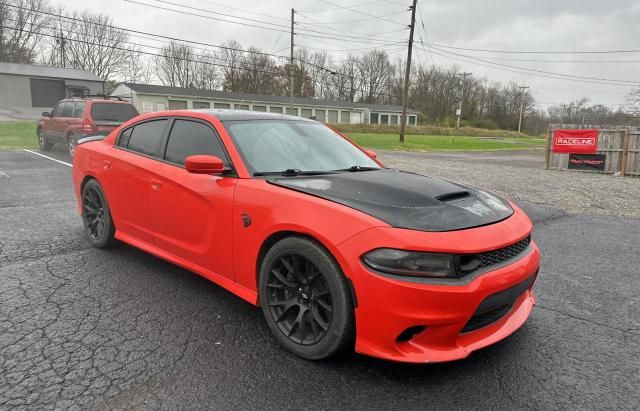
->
<box><xmin>333</xmin><ymin>123</ymin><xmax>533</xmax><ymax>138</ymax></box>
<box><xmin>0</xmin><ymin>121</ymin><xmax>38</xmax><ymax>149</ymax></box>
<box><xmin>346</xmin><ymin>133</ymin><xmax>546</xmax><ymax>152</ymax></box>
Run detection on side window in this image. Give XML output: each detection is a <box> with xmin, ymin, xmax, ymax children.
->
<box><xmin>126</xmin><ymin>119</ymin><xmax>168</xmax><ymax>157</ymax></box>
<box><xmin>51</xmin><ymin>103</ymin><xmax>64</xmax><ymax>117</ymax></box>
<box><xmin>61</xmin><ymin>102</ymin><xmax>74</xmax><ymax>117</ymax></box>
<box><xmin>164</xmin><ymin>119</ymin><xmax>228</xmax><ymax>166</ymax></box>
<box><xmin>117</xmin><ymin>127</ymin><xmax>133</xmax><ymax>148</ymax></box>
<box><xmin>73</xmin><ymin>101</ymin><xmax>86</xmax><ymax>118</ymax></box>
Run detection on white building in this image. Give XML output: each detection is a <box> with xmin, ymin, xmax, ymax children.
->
<box><xmin>111</xmin><ymin>83</ymin><xmax>418</xmax><ymax>126</ymax></box>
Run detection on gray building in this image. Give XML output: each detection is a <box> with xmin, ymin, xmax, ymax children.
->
<box><xmin>111</xmin><ymin>83</ymin><xmax>418</xmax><ymax>126</ymax></box>
<box><xmin>0</xmin><ymin>62</ymin><xmax>105</xmax><ymax>108</ymax></box>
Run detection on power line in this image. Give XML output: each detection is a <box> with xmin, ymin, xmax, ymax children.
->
<box><xmin>423</xmin><ymin>47</ymin><xmax>637</xmax><ymax>87</ymax></box>
<box><xmin>426</xmin><ymin>43</ymin><xmax>640</xmax><ymax>55</ymax></box>
<box><xmin>313</xmin><ymin>0</ymin><xmax>406</xmax><ymax>24</ymax></box>
<box><xmin>427</xmin><ymin>44</ymin><xmax>640</xmax><ymax>84</ymax></box>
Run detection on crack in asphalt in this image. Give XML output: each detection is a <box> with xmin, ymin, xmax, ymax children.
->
<box><xmin>537</xmin><ymin>304</ymin><xmax>640</xmax><ymax>337</ymax></box>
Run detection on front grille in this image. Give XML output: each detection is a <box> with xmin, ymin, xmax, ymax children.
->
<box><xmin>478</xmin><ymin>236</ymin><xmax>531</xmax><ymax>269</ymax></box>
<box><xmin>458</xmin><ymin>236</ymin><xmax>531</xmax><ymax>276</ymax></box>
<box><xmin>461</xmin><ymin>304</ymin><xmax>513</xmax><ymax>333</ymax></box>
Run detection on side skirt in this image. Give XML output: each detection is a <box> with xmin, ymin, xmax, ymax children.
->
<box><xmin>115</xmin><ymin>231</ymin><xmax>259</xmax><ymax>306</ymax></box>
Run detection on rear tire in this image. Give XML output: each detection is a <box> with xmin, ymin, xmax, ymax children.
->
<box><xmin>259</xmin><ymin>236</ymin><xmax>354</xmax><ymax>360</ymax></box>
<box><xmin>81</xmin><ymin>179</ymin><xmax>117</xmax><ymax>249</ymax></box>
<box><xmin>37</xmin><ymin>128</ymin><xmax>53</xmax><ymax>151</ymax></box>
<box><xmin>67</xmin><ymin>134</ymin><xmax>77</xmax><ymax>157</ymax></box>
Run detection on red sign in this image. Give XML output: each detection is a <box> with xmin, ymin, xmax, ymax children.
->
<box><xmin>553</xmin><ymin>129</ymin><xmax>598</xmax><ymax>153</ymax></box>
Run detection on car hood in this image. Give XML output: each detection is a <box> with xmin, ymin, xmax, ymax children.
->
<box><xmin>267</xmin><ymin>169</ymin><xmax>513</xmax><ymax>232</ymax></box>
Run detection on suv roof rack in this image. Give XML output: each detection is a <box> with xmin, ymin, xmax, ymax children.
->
<box><xmin>82</xmin><ymin>94</ymin><xmax>125</xmax><ymax>101</ymax></box>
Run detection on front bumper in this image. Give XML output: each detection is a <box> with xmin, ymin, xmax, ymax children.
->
<box><xmin>336</xmin><ymin>208</ymin><xmax>540</xmax><ymax>363</ymax></box>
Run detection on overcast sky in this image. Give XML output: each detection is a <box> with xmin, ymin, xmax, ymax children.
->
<box><xmin>58</xmin><ymin>0</ymin><xmax>640</xmax><ymax>109</ymax></box>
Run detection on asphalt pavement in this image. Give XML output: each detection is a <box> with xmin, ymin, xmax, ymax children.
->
<box><xmin>0</xmin><ymin>148</ymin><xmax>638</xmax><ymax>410</ymax></box>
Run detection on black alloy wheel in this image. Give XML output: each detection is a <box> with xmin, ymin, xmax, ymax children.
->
<box><xmin>266</xmin><ymin>252</ymin><xmax>333</xmax><ymax>345</ymax></box>
<box><xmin>259</xmin><ymin>237</ymin><xmax>354</xmax><ymax>360</ymax></box>
<box><xmin>81</xmin><ymin>179</ymin><xmax>116</xmax><ymax>248</ymax></box>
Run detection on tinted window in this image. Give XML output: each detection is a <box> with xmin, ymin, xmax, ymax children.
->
<box><xmin>73</xmin><ymin>101</ymin><xmax>85</xmax><ymax>118</ymax></box>
<box><xmin>51</xmin><ymin>103</ymin><xmax>64</xmax><ymax>117</ymax></box>
<box><xmin>61</xmin><ymin>102</ymin><xmax>74</xmax><ymax>117</ymax></box>
<box><xmin>165</xmin><ymin>120</ymin><xmax>228</xmax><ymax>166</ymax></box>
<box><xmin>91</xmin><ymin>103</ymin><xmax>138</xmax><ymax>122</ymax></box>
<box><xmin>126</xmin><ymin>119</ymin><xmax>168</xmax><ymax>157</ymax></box>
<box><xmin>118</xmin><ymin>127</ymin><xmax>133</xmax><ymax>148</ymax></box>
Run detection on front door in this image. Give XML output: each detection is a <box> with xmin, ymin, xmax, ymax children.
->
<box><xmin>148</xmin><ymin>118</ymin><xmax>237</xmax><ymax>280</ymax></box>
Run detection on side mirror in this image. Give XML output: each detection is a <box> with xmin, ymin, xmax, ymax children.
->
<box><xmin>41</xmin><ymin>111</ymin><xmax>51</xmax><ymax>118</ymax></box>
<box><xmin>185</xmin><ymin>155</ymin><xmax>225</xmax><ymax>174</ymax></box>
<box><xmin>365</xmin><ymin>149</ymin><xmax>377</xmax><ymax>159</ymax></box>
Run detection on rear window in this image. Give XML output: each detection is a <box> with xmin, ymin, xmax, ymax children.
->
<box><xmin>91</xmin><ymin>103</ymin><xmax>138</xmax><ymax>122</ymax></box>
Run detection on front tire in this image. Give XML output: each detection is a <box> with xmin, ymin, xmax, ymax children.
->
<box><xmin>37</xmin><ymin>128</ymin><xmax>53</xmax><ymax>150</ymax></box>
<box><xmin>259</xmin><ymin>236</ymin><xmax>354</xmax><ymax>360</ymax></box>
<box><xmin>81</xmin><ymin>179</ymin><xmax>116</xmax><ymax>248</ymax></box>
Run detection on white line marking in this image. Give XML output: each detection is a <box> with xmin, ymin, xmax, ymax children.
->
<box><xmin>22</xmin><ymin>149</ymin><xmax>72</xmax><ymax>167</ymax></box>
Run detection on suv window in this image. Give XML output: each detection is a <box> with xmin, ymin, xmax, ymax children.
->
<box><xmin>126</xmin><ymin>119</ymin><xmax>168</xmax><ymax>157</ymax></box>
<box><xmin>61</xmin><ymin>102</ymin><xmax>74</xmax><ymax>117</ymax></box>
<box><xmin>51</xmin><ymin>103</ymin><xmax>64</xmax><ymax>117</ymax></box>
<box><xmin>165</xmin><ymin>120</ymin><xmax>228</xmax><ymax>166</ymax></box>
<box><xmin>73</xmin><ymin>101</ymin><xmax>85</xmax><ymax>118</ymax></box>
<box><xmin>91</xmin><ymin>103</ymin><xmax>138</xmax><ymax>122</ymax></box>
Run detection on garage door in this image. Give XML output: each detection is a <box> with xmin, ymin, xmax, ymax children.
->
<box><xmin>30</xmin><ymin>78</ymin><xmax>65</xmax><ymax>107</ymax></box>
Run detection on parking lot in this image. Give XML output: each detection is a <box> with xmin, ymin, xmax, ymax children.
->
<box><xmin>1</xmin><ymin>147</ymin><xmax>639</xmax><ymax>410</ymax></box>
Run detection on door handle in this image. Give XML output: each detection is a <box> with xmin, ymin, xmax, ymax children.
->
<box><xmin>103</xmin><ymin>160</ymin><xmax>111</xmax><ymax>169</ymax></box>
<box><xmin>150</xmin><ymin>179</ymin><xmax>163</xmax><ymax>190</ymax></box>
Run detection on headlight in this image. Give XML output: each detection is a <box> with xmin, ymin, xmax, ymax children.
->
<box><xmin>362</xmin><ymin>248</ymin><xmax>458</xmax><ymax>278</ymax></box>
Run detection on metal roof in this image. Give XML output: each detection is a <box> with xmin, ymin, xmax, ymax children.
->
<box><xmin>120</xmin><ymin>82</ymin><xmax>418</xmax><ymax>113</ymax></box>
<box><xmin>0</xmin><ymin>62</ymin><xmax>103</xmax><ymax>82</ymax></box>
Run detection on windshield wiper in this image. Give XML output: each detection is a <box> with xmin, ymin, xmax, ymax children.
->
<box><xmin>253</xmin><ymin>169</ymin><xmax>337</xmax><ymax>177</ymax></box>
<box><xmin>334</xmin><ymin>166</ymin><xmax>381</xmax><ymax>172</ymax></box>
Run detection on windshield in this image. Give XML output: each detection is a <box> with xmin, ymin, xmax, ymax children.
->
<box><xmin>223</xmin><ymin>120</ymin><xmax>380</xmax><ymax>175</ymax></box>
<box><xmin>91</xmin><ymin>103</ymin><xmax>139</xmax><ymax>122</ymax></box>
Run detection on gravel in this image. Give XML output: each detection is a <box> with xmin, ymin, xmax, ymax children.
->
<box><xmin>379</xmin><ymin>150</ymin><xmax>640</xmax><ymax>219</ymax></box>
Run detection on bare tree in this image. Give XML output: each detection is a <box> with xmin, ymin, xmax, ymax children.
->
<box><xmin>357</xmin><ymin>50</ymin><xmax>393</xmax><ymax>104</ymax></box>
<box><xmin>0</xmin><ymin>0</ymin><xmax>50</xmax><ymax>63</ymax></box>
<box><xmin>155</xmin><ymin>41</ymin><xmax>197</xmax><ymax>87</ymax></box>
<box><xmin>624</xmin><ymin>87</ymin><xmax>640</xmax><ymax>117</ymax></box>
<box><xmin>219</xmin><ymin>40</ymin><xmax>244</xmax><ymax>92</ymax></box>
<box><xmin>56</xmin><ymin>11</ymin><xmax>131</xmax><ymax>80</ymax></box>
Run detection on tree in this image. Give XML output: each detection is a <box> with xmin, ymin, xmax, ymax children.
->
<box><xmin>54</xmin><ymin>11</ymin><xmax>132</xmax><ymax>80</ymax></box>
<box><xmin>0</xmin><ymin>0</ymin><xmax>50</xmax><ymax>63</ymax></box>
<box><xmin>357</xmin><ymin>50</ymin><xmax>393</xmax><ymax>104</ymax></box>
<box><xmin>624</xmin><ymin>87</ymin><xmax>640</xmax><ymax>118</ymax></box>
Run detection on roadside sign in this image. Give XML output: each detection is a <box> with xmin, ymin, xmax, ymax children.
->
<box><xmin>568</xmin><ymin>154</ymin><xmax>606</xmax><ymax>171</ymax></box>
<box><xmin>553</xmin><ymin>129</ymin><xmax>598</xmax><ymax>153</ymax></box>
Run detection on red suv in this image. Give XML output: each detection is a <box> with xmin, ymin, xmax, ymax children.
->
<box><xmin>37</xmin><ymin>97</ymin><xmax>139</xmax><ymax>156</ymax></box>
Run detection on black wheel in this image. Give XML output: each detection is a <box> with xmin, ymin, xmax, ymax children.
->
<box><xmin>81</xmin><ymin>179</ymin><xmax>116</xmax><ymax>248</ymax></box>
<box><xmin>259</xmin><ymin>236</ymin><xmax>354</xmax><ymax>360</ymax></box>
<box><xmin>68</xmin><ymin>135</ymin><xmax>77</xmax><ymax>157</ymax></box>
<box><xmin>37</xmin><ymin>127</ymin><xmax>53</xmax><ymax>151</ymax></box>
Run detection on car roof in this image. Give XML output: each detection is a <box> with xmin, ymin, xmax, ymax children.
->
<box><xmin>193</xmin><ymin>109</ymin><xmax>317</xmax><ymax>122</ymax></box>
<box><xmin>62</xmin><ymin>98</ymin><xmax>133</xmax><ymax>104</ymax></box>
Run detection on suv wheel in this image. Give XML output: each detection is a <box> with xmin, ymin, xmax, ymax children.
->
<box><xmin>68</xmin><ymin>135</ymin><xmax>77</xmax><ymax>157</ymax></box>
<box><xmin>37</xmin><ymin>128</ymin><xmax>53</xmax><ymax>151</ymax></box>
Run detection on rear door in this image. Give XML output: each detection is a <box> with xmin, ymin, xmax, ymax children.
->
<box><xmin>148</xmin><ymin>118</ymin><xmax>237</xmax><ymax>280</ymax></box>
<box><xmin>106</xmin><ymin>118</ymin><xmax>170</xmax><ymax>245</ymax></box>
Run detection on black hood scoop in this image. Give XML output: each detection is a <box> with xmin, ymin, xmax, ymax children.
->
<box><xmin>267</xmin><ymin>169</ymin><xmax>513</xmax><ymax>232</ymax></box>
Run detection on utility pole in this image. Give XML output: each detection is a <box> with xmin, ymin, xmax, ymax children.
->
<box><xmin>517</xmin><ymin>85</ymin><xmax>530</xmax><ymax>133</ymax></box>
<box><xmin>399</xmin><ymin>0</ymin><xmax>418</xmax><ymax>143</ymax></box>
<box><xmin>56</xmin><ymin>30</ymin><xmax>67</xmax><ymax>68</ymax></box>
<box><xmin>289</xmin><ymin>8</ymin><xmax>295</xmax><ymax>113</ymax></box>
<box><xmin>456</xmin><ymin>72</ymin><xmax>472</xmax><ymax>128</ymax></box>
